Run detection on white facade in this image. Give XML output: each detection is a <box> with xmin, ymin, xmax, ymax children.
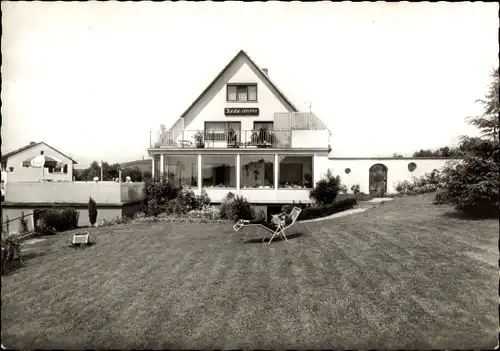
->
<box><xmin>315</xmin><ymin>157</ymin><xmax>457</xmax><ymax>195</ymax></box>
<box><xmin>1</xmin><ymin>142</ymin><xmax>76</xmax><ymax>183</ymax></box>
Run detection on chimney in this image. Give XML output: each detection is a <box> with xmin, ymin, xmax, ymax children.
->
<box><xmin>262</xmin><ymin>68</ymin><xmax>268</xmax><ymax>75</ymax></box>
<box><xmin>29</xmin><ymin>141</ymin><xmax>36</xmax><ymax>145</ymax></box>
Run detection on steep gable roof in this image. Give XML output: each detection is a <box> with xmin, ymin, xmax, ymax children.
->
<box><xmin>177</xmin><ymin>50</ymin><xmax>299</xmax><ymax>125</ymax></box>
<box><xmin>1</xmin><ymin>142</ymin><xmax>78</xmax><ymax>164</ymax></box>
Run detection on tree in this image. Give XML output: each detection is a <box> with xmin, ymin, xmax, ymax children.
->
<box><xmin>392</xmin><ymin>153</ymin><xmax>403</xmax><ymax>158</ymax></box>
<box><xmin>413</xmin><ymin>146</ymin><xmax>456</xmax><ymax>157</ymax></box>
<box><xmin>88</xmin><ymin>197</ymin><xmax>98</xmax><ymax>227</ymax></box>
<box><xmin>435</xmin><ymin>68</ymin><xmax>499</xmax><ymax>217</ymax></box>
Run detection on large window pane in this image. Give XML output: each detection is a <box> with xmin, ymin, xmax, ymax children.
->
<box><xmin>278</xmin><ymin>155</ymin><xmax>313</xmax><ymax>188</ymax></box>
<box><xmin>202</xmin><ymin>155</ymin><xmax>236</xmax><ymax>188</ymax></box>
<box><xmin>163</xmin><ymin>155</ymin><xmax>198</xmax><ymax>188</ymax></box>
<box><xmin>227</xmin><ymin>85</ymin><xmax>237</xmax><ymax>101</ymax></box>
<box><xmin>241</xmin><ymin>155</ymin><xmax>274</xmax><ymax>188</ymax></box>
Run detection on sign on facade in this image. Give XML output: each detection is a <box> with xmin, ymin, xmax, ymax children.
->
<box><xmin>224</xmin><ymin>108</ymin><xmax>259</xmax><ymax>116</ymax></box>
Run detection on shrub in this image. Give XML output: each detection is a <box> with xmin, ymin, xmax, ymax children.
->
<box><xmin>143</xmin><ymin>178</ymin><xmax>180</xmax><ymax>217</ymax></box>
<box><xmin>339</xmin><ymin>183</ymin><xmax>348</xmax><ymax>195</ymax></box>
<box><xmin>97</xmin><ymin>216</ymin><xmax>131</xmax><ymax>227</ymax></box>
<box><xmin>355</xmin><ymin>192</ymin><xmax>373</xmax><ymax>202</ymax></box>
<box><xmin>88</xmin><ymin>197</ymin><xmax>98</xmax><ymax>227</ymax></box>
<box><xmin>394</xmin><ymin>169</ymin><xmax>445</xmax><ymax>196</ymax></box>
<box><xmin>350</xmin><ymin>184</ymin><xmax>361</xmax><ymax>195</ymax></box>
<box><xmin>1</xmin><ymin>234</ymin><xmax>23</xmax><ymax>275</ymax></box>
<box><xmin>219</xmin><ymin>193</ymin><xmax>255</xmax><ymax>222</ymax></box>
<box><xmin>174</xmin><ymin>189</ymin><xmax>199</xmax><ymax>214</ymax></box>
<box><xmin>220</xmin><ymin>192</ymin><xmax>236</xmax><ymax>220</ymax></box>
<box><xmin>309</xmin><ymin>169</ymin><xmax>341</xmax><ymax>205</ymax></box>
<box><xmin>298</xmin><ymin>198</ymin><xmax>358</xmax><ymax>221</ymax></box>
<box><xmin>3</xmin><ymin>216</ymin><xmax>10</xmax><ymax>234</ymax></box>
<box><xmin>256</xmin><ymin>209</ymin><xmax>266</xmax><ymax>221</ymax></box>
<box><xmin>186</xmin><ymin>205</ymin><xmax>221</xmax><ymax>221</ymax></box>
<box><xmin>38</xmin><ymin>208</ymin><xmax>79</xmax><ymax>235</ymax></box>
<box><xmin>19</xmin><ymin>212</ymin><xmax>29</xmax><ymax>235</ymax></box>
<box><xmin>198</xmin><ymin>189</ymin><xmax>211</xmax><ymax>207</ymax></box>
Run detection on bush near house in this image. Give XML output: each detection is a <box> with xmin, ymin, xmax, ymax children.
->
<box><xmin>351</xmin><ymin>184</ymin><xmax>361</xmax><ymax>195</ymax></box>
<box><xmin>297</xmin><ymin>198</ymin><xmax>358</xmax><ymax>221</ymax></box>
<box><xmin>1</xmin><ymin>234</ymin><xmax>23</xmax><ymax>275</ymax></box>
<box><xmin>143</xmin><ymin>178</ymin><xmax>212</xmax><ymax>217</ymax></box>
<box><xmin>220</xmin><ymin>192</ymin><xmax>255</xmax><ymax>222</ymax></box>
<box><xmin>19</xmin><ymin>212</ymin><xmax>29</xmax><ymax>235</ymax></box>
<box><xmin>143</xmin><ymin>178</ymin><xmax>180</xmax><ymax>217</ymax></box>
<box><xmin>170</xmin><ymin>189</ymin><xmax>211</xmax><ymax>215</ymax></box>
<box><xmin>309</xmin><ymin>169</ymin><xmax>341</xmax><ymax>205</ymax></box>
<box><xmin>38</xmin><ymin>208</ymin><xmax>79</xmax><ymax>235</ymax></box>
<box><xmin>394</xmin><ymin>169</ymin><xmax>445</xmax><ymax>196</ymax></box>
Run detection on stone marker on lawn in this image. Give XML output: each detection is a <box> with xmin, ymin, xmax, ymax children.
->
<box><xmin>71</xmin><ymin>231</ymin><xmax>92</xmax><ymax>247</ymax></box>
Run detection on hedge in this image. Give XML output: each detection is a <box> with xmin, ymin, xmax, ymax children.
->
<box><xmin>38</xmin><ymin>208</ymin><xmax>79</xmax><ymax>235</ymax></box>
<box><xmin>297</xmin><ymin>198</ymin><xmax>358</xmax><ymax>221</ymax></box>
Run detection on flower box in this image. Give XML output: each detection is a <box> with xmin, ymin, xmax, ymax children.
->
<box><xmin>72</xmin><ymin>232</ymin><xmax>91</xmax><ymax>246</ymax></box>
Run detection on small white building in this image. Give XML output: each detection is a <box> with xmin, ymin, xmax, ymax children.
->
<box><xmin>148</xmin><ymin>50</ymin><xmax>457</xmax><ymax>205</ymax></box>
<box><xmin>1</xmin><ymin>141</ymin><xmax>77</xmax><ymax>183</ymax></box>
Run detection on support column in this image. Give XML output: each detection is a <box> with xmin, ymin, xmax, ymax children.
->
<box><xmin>274</xmin><ymin>153</ymin><xmax>279</xmax><ymax>199</ymax></box>
<box><xmin>151</xmin><ymin>156</ymin><xmax>155</xmax><ymax>179</ymax></box>
<box><xmin>197</xmin><ymin>154</ymin><xmax>202</xmax><ymax>191</ymax></box>
<box><xmin>160</xmin><ymin>154</ymin><xmax>164</xmax><ymax>179</ymax></box>
<box><xmin>236</xmin><ymin>154</ymin><xmax>241</xmax><ymax>194</ymax></box>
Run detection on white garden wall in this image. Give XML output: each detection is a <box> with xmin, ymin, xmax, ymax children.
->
<box><xmin>313</xmin><ymin>157</ymin><xmax>458</xmax><ymax>194</ymax></box>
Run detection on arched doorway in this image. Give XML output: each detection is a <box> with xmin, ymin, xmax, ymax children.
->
<box><xmin>369</xmin><ymin>164</ymin><xmax>388</xmax><ymax>197</ymax></box>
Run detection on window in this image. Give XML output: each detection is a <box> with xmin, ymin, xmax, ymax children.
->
<box><xmin>202</xmin><ymin>155</ymin><xmax>236</xmax><ymax>188</ymax></box>
<box><xmin>163</xmin><ymin>155</ymin><xmax>198</xmax><ymax>188</ymax></box>
<box><xmin>279</xmin><ymin>155</ymin><xmax>313</xmax><ymax>188</ymax></box>
<box><xmin>204</xmin><ymin>122</ymin><xmax>241</xmax><ymax>142</ymax></box>
<box><xmin>253</xmin><ymin>122</ymin><xmax>274</xmax><ymax>131</ymax></box>
<box><xmin>227</xmin><ymin>84</ymin><xmax>257</xmax><ymax>102</ymax></box>
<box><xmin>241</xmin><ymin>155</ymin><xmax>274</xmax><ymax>188</ymax></box>
<box><xmin>345</xmin><ymin>168</ymin><xmax>351</xmax><ymax>174</ymax></box>
<box><xmin>407</xmin><ymin>162</ymin><xmax>417</xmax><ymax>172</ymax></box>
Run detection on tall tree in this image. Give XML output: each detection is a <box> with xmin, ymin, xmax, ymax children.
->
<box><xmin>435</xmin><ymin>68</ymin><xmax>499</xmax><ymax>217</ymax></box>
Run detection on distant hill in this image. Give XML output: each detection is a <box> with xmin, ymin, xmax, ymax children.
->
<box><xmin>119</xmin><ymin>158</ymin><xmax>152</xmax><ymax>172</ymax></box>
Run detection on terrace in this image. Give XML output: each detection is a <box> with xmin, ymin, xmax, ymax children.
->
<box><xmin>149</xmin><ymin>112</ymin><xmax>331</xmax><ymax>150</ymax></box>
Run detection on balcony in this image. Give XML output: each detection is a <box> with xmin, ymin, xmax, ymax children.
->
<box><xmin>150</xmin><ymin>129</ymin><xmax>329</xmax><ymax>149</ymax></box>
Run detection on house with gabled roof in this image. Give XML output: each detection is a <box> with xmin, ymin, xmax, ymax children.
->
<box><xmin>147</xmin><ymin>50</ymin><xmax>458</xmax><ymax>208</ymax></box>
<box><xmin>147</xmin><ymin>50</ymin><xmax>332</xmax><ymax>207</ymax></box>
<box><xmin>1</xmin><ymin>141</ymin><xmax>78</xmax><ymax>183</ymax></box>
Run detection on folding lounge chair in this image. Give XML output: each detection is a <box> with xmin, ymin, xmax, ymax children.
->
<box><xmin>233</xmin><ymin>207</ymin><xmax>302</xmax><ymax>245</ymax></box>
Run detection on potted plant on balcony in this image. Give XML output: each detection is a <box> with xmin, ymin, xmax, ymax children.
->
<box><xmin>194</xmin><ymin>131</ymin><xmax>205</xmax><ymax>148</ymax></box>
<box><xmin>226</xmin><ymin>128</ymin><xmax>239</xmax><ymax>148</ymax></box>
<box><xmin>250</xmin><ymin>127</ymin><xmax>274</xmax><ymax>148</ymax></box>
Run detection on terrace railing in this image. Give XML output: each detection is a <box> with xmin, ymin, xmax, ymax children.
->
<box><xmin>151</xmin><ymin>129</ymin><xmax>292</xmax><ymax>149</ymax></box>
<box><xmin>150</xmin><ymin>129</ymin><xmax>330</xmax><ymax>149</ymax></box>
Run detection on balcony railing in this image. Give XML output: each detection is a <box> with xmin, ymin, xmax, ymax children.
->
<box><xmin>151</xmin><ymin>129</ymin><xmax>289</xmax><ymax>149</ymax></box>
<box><xmin>150</xmin><ymin>129</ymin><xmax>330</xmax><ymax>149</ymax></box>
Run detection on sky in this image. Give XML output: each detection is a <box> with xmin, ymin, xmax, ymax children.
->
<box><xmin>2</xmin><ymin>2</ymin><xmax>498</xmax><ymax>167</ymax></box>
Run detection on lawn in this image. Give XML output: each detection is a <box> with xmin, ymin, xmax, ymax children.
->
<box><xmin>1</xmin><ymin>194</ymin><xmax>498</xmax><ymax>349</ymax></box>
